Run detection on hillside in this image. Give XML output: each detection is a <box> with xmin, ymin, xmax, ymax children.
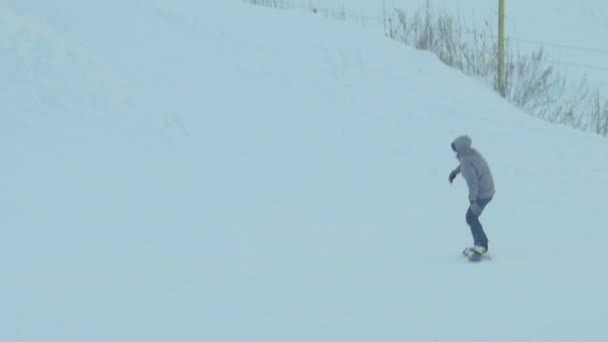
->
<box><xmin>1</xmin><ymin>1</ymin><xmax>608</xmax><ymax>341</ymax></box>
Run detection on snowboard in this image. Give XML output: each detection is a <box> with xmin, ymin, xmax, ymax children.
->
<box><xmin>467</xmin><ymin>254</ymin><xmax>488</xmax><ymax>262</ymax></box>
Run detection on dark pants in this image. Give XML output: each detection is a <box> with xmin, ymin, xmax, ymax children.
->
<box><xmin>466</xmin><ymin>197</ymin><xmax>492</xmax><ymax>250</ymax></box>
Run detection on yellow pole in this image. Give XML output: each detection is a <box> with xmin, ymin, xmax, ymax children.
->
<box><xmin>498</xmin><ymin>0</ymin><xmax>506</xmax><ymax>96</ymax></box>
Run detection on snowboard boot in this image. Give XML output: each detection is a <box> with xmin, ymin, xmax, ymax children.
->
<box><xmin>471</xmin><ymin>245</ymin><xmax>487</xmax><ymax>254</ymax></box>
<box><xmin>463</xmin><ymin>245</ymin><xmax>487</xmax><ymax>257</ymax></box>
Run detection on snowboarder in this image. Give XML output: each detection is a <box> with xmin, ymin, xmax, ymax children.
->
<box><xmin>448</xmin><ymin>135</ymin><xmax>495</xmax><ymax>257</ymax></box>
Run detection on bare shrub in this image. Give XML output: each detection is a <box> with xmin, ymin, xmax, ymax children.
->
<box><xmin>390</xmin><ymin>2</ymin><xmax>497</xmax><ymax>87</ymax></box>
<box><xmin>589</xmin><ymin>92</ymin><xmax>608</xmax><ymax>136</ymax></box>
<box><xmin>247</xmin><ymin>0</ymin><xmax>287</xmax><ymax>9</ymax></box>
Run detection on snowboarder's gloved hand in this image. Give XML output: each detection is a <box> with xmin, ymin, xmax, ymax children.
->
<box><xmin>470</xmin><ymin>201</ymin><xmax>482</xmax><ymax>216</ymax></box>
<box><xmin>449</xmin><ymin>170</ymin><xmax>458</xmax><ymax>184</ymax></box>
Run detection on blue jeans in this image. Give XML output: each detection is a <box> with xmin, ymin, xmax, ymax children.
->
<box><xmin>466</xmin><ymin>197</ymin><xmax>492</xmax><ymax>249</ymax></box>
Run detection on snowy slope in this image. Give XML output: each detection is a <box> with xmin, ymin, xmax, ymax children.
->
<box><xmin>2</xmin><ymin>1</ymin><xmax>608</xmax><ymax>341</ymax></box>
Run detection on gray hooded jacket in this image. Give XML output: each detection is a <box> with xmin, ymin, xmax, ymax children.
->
<box><xmin>452</xmin><ymin>136</ymin><xmax>495</xmax><ymax>201</ymax></box>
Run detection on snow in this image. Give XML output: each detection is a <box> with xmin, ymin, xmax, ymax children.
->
<box><xmin>1</xmin><ymin>1</ymin><xmax>608</xmax><ymax>341</ymax></box>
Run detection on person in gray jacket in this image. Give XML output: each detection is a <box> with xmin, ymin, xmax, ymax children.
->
<box><xmin>449</xmin><ymin>135</ymin><xmax>495</xmax><ymax>255</ymax></box>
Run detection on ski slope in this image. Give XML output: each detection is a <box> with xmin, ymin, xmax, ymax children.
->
<box><xmin>1</xmin><ymin>1</ymin><xmax>608</xmax><ymax>341</ymax></box>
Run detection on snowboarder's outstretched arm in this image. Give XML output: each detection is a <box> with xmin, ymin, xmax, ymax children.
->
<box><xmin>449</xmin><ymin>166</ymin><xmax>461</xmax><ymax>184</ymax></box>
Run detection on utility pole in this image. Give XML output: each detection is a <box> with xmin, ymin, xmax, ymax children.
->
<box><xmin>498</xmin><ymin>0</ymin><xmax>506</xmax><ymax>96</ymax></box>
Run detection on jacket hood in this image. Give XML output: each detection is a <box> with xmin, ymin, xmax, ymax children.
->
<box><xmin>452</xmin><ymin>135</ymin><xmax>472</xmax><ymax>154</ymax></box>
